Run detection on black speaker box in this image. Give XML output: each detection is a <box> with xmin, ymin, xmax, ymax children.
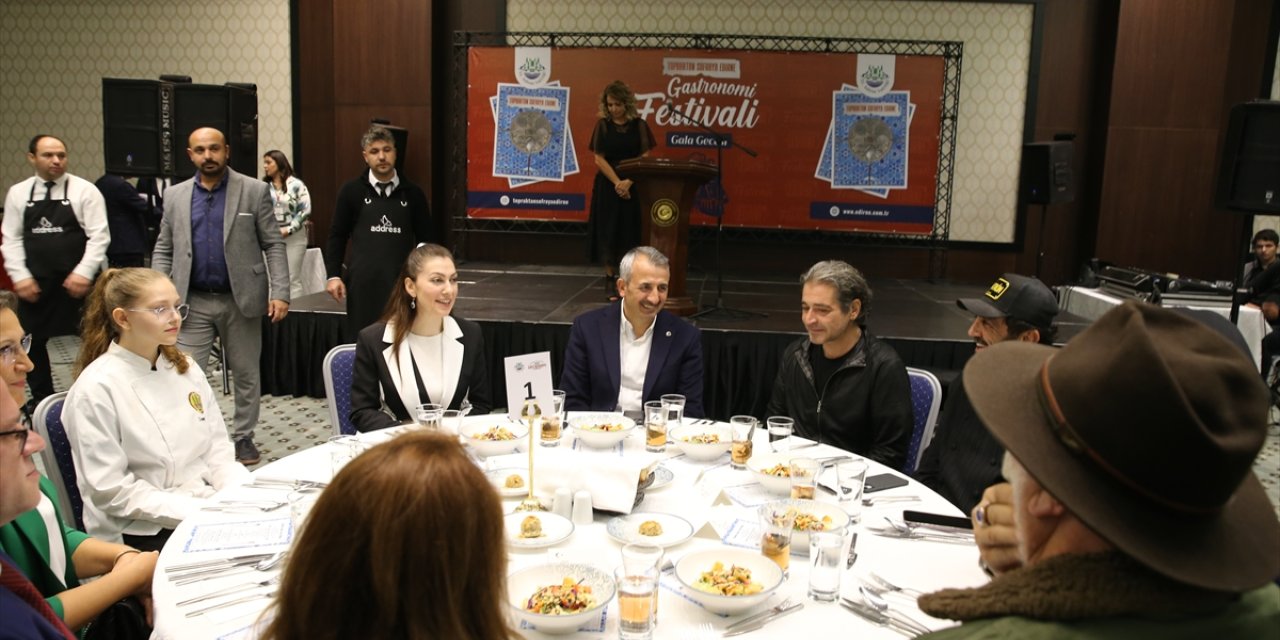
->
<box><xmin>1215</xmin><ymin>101</ymin><xmax>1280</xmax><ymax>214</ymax></box>
<box><xmin>1020</xmin><ymin>141</ymin><xmax>1075</xmax><ymax>205</ymax></box>
<box><xmin>102</xmin><ymin>78</ymin><xmax>174</xmax><ymax>176</ymax></box>
<box><xmin>173</xmin><ymin>84</ymin><xmax>258</xmax><ymax>177</ymax></box>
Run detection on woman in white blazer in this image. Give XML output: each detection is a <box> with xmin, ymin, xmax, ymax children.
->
<box><xmin>63</xmin><ymin>268</ymin><xmax>250</xmax><ymax>549</ymax></box>
<box><xmin>350</xmin><ymin>244</ymin><xmax>491</xmax><ymax>432</ymax></box>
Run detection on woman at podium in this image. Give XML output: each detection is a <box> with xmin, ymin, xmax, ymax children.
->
<box><xmin>587</xmin><ymin>80</ymin><xmax>654</xmax><ymax>300</ymax></box>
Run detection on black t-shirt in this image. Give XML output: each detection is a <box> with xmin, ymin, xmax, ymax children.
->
<box><xmin>807</xmin><ymin>343</ymin><xmax>845</xmax><ymax>395</ymax></box>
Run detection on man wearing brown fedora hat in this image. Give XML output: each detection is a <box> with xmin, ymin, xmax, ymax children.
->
<box><xmin>917</xmin><ymin>301</ymin><xmax>1280</xmax><ymax>638</ymax></box>
<box><xmin>916</xmin><ymin>273</ymin><xmax>1059</xmax><ymax>513</ymax></box>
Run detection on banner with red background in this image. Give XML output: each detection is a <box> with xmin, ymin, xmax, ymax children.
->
<box><xmin>467</xmin><ymin>47</ymin><xmax>945</xmax><ymax>235</ymax></box>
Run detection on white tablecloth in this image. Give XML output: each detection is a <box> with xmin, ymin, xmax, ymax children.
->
<box><xmin>151</xmin><ymin>419</ymin><xmax>986</xmax><ymax>639</ymax></box>
<box><xmin>1059</xmin><ymin>285</ymin><xmax>1269</xmax><ymax>370</ymax></box>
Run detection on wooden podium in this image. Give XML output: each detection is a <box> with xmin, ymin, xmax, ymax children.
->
<box><xmin>616</xmin><ymin>157</ymin><xmax>718</xmax><ymax>316</ymax></box>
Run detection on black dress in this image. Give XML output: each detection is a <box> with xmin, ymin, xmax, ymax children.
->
<box><xmin>587</xmin><ymin>117</ymin><xmax>655</xmax><ymax>265</ymax></box>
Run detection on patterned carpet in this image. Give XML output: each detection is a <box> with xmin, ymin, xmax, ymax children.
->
<box><xmin>37</xmin><ymin>335</ymin><xmax>1280</xmax><ymax>519</ymax></box>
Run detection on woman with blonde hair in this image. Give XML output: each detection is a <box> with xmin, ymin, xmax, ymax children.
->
<box><xmin>0</xmin><ymin>288</ymin><xmax>159</xmax><ymax>633</ymax></box>
<box><xmin>587</xmin><ymin>80</ymin><xmax>654</xmax><ymax>297</ymax></box>
<box><xmin>260</xmin><ymin>432</ymin><xmax>516</xmax><ymax>640</ymax></box>
<box><xmin>349</xmin><ymin>243</ymin><xmax>491</xmax><ymax>431</ymax></box>
<box><xmin>63</xmin><ymin>268</ymin><xmax>250</xmax><ymax>550</ymax></box>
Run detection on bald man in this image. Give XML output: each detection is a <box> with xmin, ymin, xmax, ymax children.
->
<box><xmin>152</xmin><ymin>127</ymin><xmax>289</xmax><ymax>465</ymax></box>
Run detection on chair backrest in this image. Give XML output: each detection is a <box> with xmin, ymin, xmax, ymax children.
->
<box><xmin>903</xmin><ymin>367</ymin><xmax>943</xmax><ymax>475</ymax></box>
<box><xmin>31</xmin><ymin>392</ymin><xmax>83</xmax><ymax>530</ymax></box>
<box><xmin>322</xmin><ymin>344</ymin><xmax>358</xmax><ymax>436</ymax></box>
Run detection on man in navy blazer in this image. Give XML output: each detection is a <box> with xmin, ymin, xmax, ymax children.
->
<box><xmin>560</xmin><ymin>246</ymin><xmax>705</xmax><ymax>418</ymax></box>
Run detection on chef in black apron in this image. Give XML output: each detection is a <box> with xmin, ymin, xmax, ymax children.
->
<box><xmin>18</xmin><ymin>179</ymin><xmax>88</xmax><ymax>404</ymax></box>
<box><xmin>344</xmin><ymin>182</ymin><xmax>418</xmax><ymax>336</ymax></box>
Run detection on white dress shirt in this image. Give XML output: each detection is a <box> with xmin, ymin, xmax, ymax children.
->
<box><xmin>366</xmin><ymin>171</ymin><xmax>400</xmax><ymax>194</ymax></box>
<box><xmin>617</xmin><ymin>311</ymin><xmax>655</xmax><ymax>413</ymax></box>
<box><xmin>1</xmin><ymin>173</ymin><xmax>110</xmax><ymax>282</ymax></box>
<box><xmin>63</xmin><ymin>342</ymin><xmax>251</xmax><ymax>542</ymax></box>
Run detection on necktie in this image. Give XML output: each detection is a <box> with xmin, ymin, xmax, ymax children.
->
<box><xmin>0</xmin><ymin>557</ymin><xmax>76</xmax><ymax>639</ymax></box>
<box><xmin>377</xmin><ymin>182</ymin><xmax>391</xmax><ymax>198</ymax></box>
<box><xmin>43</xmin><ymin>181</ymin><xmax>54</xmax><ymax>200</ymax></box>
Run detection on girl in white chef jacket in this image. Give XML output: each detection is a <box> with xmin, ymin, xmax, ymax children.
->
<box><xmin>63</xmin><ymin>268</ymin><xmax>251</xmax><ymax>549</ymax></box>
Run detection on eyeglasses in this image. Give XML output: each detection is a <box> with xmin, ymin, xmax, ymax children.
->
<box><xmin>0</xmin><ymin>334</ymin><xmax>33</xmax><ymax>366</ymax></box>
<box><xmin>125</xmin><ymin>304</ymin><xmax>190</xmax><ymax>321</ymax></box>
<box><xmin>0</xmin><ymin>425</ymin><xmax>33</xmax><ymax>451</ymax></box>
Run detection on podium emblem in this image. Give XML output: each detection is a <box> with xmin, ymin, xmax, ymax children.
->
<box><xmin>651</xmin><ymin>198</ymin><xmax>679</xmax><ymax>227</ymax></box>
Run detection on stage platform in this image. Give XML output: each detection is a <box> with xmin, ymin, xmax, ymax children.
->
<box><xmin>259</xmin><ymin>262</ymin><xmax>1091</xmax><ymax>419</ymax></box>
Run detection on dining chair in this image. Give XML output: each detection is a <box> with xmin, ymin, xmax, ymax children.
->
<box><xmin>322</xmin><ymin>344</ymin><xmax>358</xmax><ymax>436</ymax></box>
<box><xmin>31</xmin><ymin>392</ymin><xmax>84</xmax><ymax>530</ymax></box>
<box><xmin>903</xmin><ymin>367</ymin><xmax>942</xmax><ymax>475</ymax></box>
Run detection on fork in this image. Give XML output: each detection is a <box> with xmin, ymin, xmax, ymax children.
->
<box><xmin>869</xmin><ymin>572</ymin><xmax>925</xmax><ymax>598</ymax></box>
<box><xmin>696</xmin><ymin>622</ymin><xmax>714</xmax><ymax>639</ymax></box>
<box><xmin>722</xmin><ymin>597</ymin><xmax>794</xmax><ymax>634</ymax></box>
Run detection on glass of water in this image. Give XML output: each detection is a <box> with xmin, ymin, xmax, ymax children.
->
<box><xmin>413</xmin><ymin>403</ymin><xmax>443</xmax><ymax>431</ymax></box>
<box><xmin>767</xmin><ymin>416</ymin><xmax>794</xmax><ymax>453</ymax></box>
<box><xmin>807</xmin><ymin>530</ymin><xmax>845</xmax><ymax>601</ymax></box>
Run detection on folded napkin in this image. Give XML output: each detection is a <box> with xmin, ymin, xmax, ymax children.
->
<box><xmin>488</xmin><ymin>439</ymin><xmax>662</xmax><ymax>513</ymax></box>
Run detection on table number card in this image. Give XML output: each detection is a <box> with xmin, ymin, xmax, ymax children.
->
<box><xmin>503</xmin><ymin>351</ymin><xmax>555</xmax><ymax>421</ymax></box>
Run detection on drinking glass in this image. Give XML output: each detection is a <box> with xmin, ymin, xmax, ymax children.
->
<box><xmin>767</xmin><ymin>416</ymin><xmax>794</xmax><ymax>453</ymax></box>
<box><xmin>540</xmin><ymin>390</ymin><xmax>565</xmax><ymax>446</ymax></box>
<box><xmin>835</xmin><ymin>460</ymin><xmax>869</xmax><ymax>521</ymax></box>
<box><xmin>789</xmin><ymin>457</ymin><xmax>820</xmax><ymax>500</ymax></box>
<box><xmin>660</xmin><ymin>394</ymin><xmax>685</xmax><ymax>428</ymax></box>
<box><xmin>644</xmin><ymin>401</ymin><xmax>666</xmax><ymax>453</ymax></box>
<box><xmin>615</xmin><ymin>566</ymin><xmax>657</xmax><ymax>640</ymax></box>
<box><xmin>288</xmin><ymin>487</ymin><xmax>322</xmax><ymax>538</ymax></box>
<box><xmin>758</xmin><ymin>503</ymin><xmax>797</xmax><ymax>577</ymax></box>
<box><xmin>441</xmin><ymin>409</ymin><xmax>464</xmax><ymax>436</ymax></box>
<box><xmin>807</xmin><ymin>530</ymin><xmax>845</xmax><ymax>601</ymax></box>
<box><xmin>413</xmin><ymin>403</ymin><xmax>443</xmax><ymax>431</ymax></box>
<box><xmin>621</xmin><ymin>543</ymin><xmax>664</xmax><ymax>623</ymax></box>
<box><xmin>327</xmin><ymin>435</ymin><xmax>359</xmax><ymax>477</ymax></box>
<box><xmin>729</xmin><ymin>415</ymin><xmax>756</xmax><ymax>469</ymax></box>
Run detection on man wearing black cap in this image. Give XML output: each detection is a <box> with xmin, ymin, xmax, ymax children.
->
<box><xmin>916</xmin><ymin>302</ymin><xmax>1280</xmax><ymax>637</ymax></box>
<box><xmin>915</xmin><ymin>273</ymin><xmax>1059</xmax><ymax>513</ymax></box>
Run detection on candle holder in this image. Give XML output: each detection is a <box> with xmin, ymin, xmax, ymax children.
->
<box><xmin>515</xmin><ymin>398</ymin><xmax>547</xmax><ymax>512</ymax></box>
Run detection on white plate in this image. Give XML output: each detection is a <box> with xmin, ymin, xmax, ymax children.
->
<box><xmin>606</xmin><ymin>512</ymin><xmax>695</xmax><ymax>548</ymax></box>
<box><xmin>647</xmin><ymin>466</ymin><xmax>674</xmax><ymax>491</ymax></box>
<box><xmin>486</xmin><ymin>467</ymin><xmax>530</xmax><ymax>498</ymax></box>
<box><xmin>568</xmin><ymin>412</ymin><xmax>637</xmax><ymax>449</ymax></box>
<box><xmin>504</xmin><ymin>511</ymin><xmax>574</xmax><ymax>549</ymax></box>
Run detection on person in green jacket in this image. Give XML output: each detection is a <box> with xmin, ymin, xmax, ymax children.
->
<box><xmin>0</xmin><ymin>290</ymin><xmax>157</xmax><ymax>631</ymax></box>
<box><xmin>916</xmin><ymin>302</ymin><xmax>1280</xmax><ymax>638</ymax></box>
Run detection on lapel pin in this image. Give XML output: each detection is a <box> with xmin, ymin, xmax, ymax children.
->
<box><xmin>665</xmin><ymin>331</ymin><xmax>672</xmax><ymax>337</ymax></box>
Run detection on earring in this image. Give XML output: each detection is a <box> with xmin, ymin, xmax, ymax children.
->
<box><xmin>410</xmin><ymin>298</ymin><xmax>416</xmax><ymax>310</ymax></box>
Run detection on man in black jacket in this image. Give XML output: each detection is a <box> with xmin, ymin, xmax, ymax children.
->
<box><xmin>766</xmin><ymin>260</ymin><xmax>911</xmax><ymax>468</ymax></box>
<box><xmin>914</xmin><ymin>273</ymin><xmax>1058</xmax><ymax>513</ymax></box>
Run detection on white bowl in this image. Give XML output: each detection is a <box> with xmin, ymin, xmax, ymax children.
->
<box><xmin>669</xmin><ymin>423</ymin><xmax>732</xmax><ymax>461</ymax></box>
<box><xmin>674</xmin><ymin>547</ymin><xmax>785</xmax><ymax>615</ymax></box>
<box><xmin>568</xmin><ymin>412</ymin><xmax>636</xmax><ymax>449</ymax></box>
<box><xmin>767</xmin><ymin>498</ymin><xmax>851</xmax><ymax>553</ymax></box>
<box><xmin>460</xmin><ymin>418</ymin><xmax>528</xmax><ymax>457</ymax></box>
<box><xmin>507</xmin><ymin>562</ymin><xmax>616</xmax><ymax>635</ymax></box>
<box><xmin>746</xmin><ymin>451</ymin><xmax>803</xmax><ymax>495</ymax></box>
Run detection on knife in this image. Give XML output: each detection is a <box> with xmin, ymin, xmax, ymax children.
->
<box><xmin>838</xmin><ymin>598</ymin><xmax>918</xmax><ymax>637</ymax></box>
<box><xmin>723</xmin><ymin>600</ymin><xmax>798</xmax><ymax>633</ymax></box>
<box><xmin>722</xmin><ymin>602</ymin><xmax>804</xmax><ymax>636</ymax></box>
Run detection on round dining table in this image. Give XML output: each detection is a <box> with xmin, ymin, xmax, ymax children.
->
<box><xmin>151</xmin><ymin>416</ymin><xmax>988</xmax><ymax>639</ymax></box>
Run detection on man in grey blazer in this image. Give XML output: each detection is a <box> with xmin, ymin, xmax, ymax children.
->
<box><xmin>152</xmin><ymin>127</ymin><xmax>289</xmax><ymax>465</ymax></box>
